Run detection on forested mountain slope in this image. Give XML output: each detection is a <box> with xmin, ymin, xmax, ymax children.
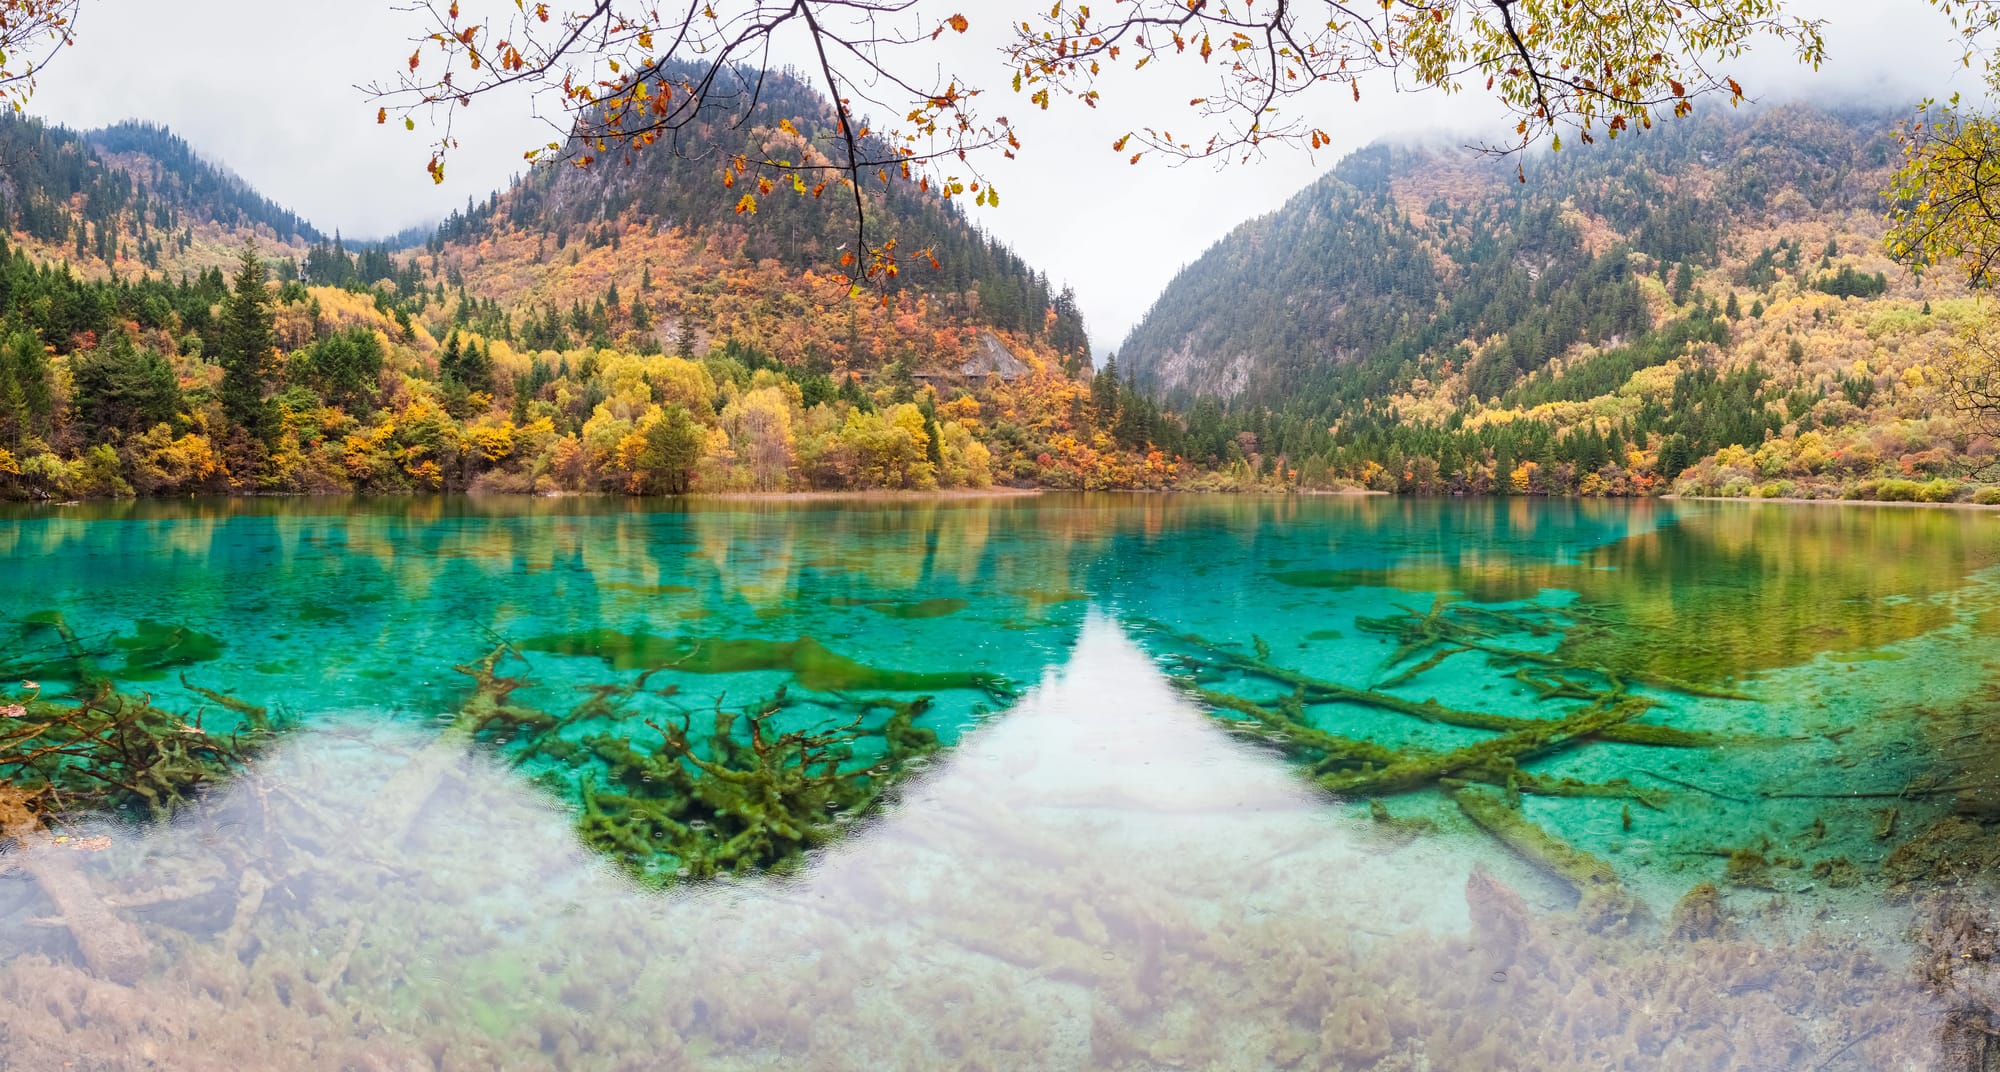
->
<box><xmin>0</xmin><ymin>69</ymin><xmax>1170</xmax><ymax>502</ymax></box>
<box><xmin>0</xmin><ymin>116</ymin><xmax>319</xmax><ymax>275</ymax></box>
<box><xmin>415</xmin><ymin>63</ymin><xmax>1090</xmax><ymax>376</ymax></box>
<box><xmin>1117</xmin><ymin>105</ymin><xmax>1997</xmax><ymax>501</ymax></box>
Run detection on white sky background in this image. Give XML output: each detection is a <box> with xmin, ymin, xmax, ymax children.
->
<box><xmin>22</xmin><ymin>1</ymin><xmax>1993</xmax><ymax>354</ymax></box>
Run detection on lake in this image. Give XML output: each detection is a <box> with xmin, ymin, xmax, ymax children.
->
<box><xmin>0</xmin><ymin>493</ymin><xmax>1996</xmax><ymax>1069</ymax></box>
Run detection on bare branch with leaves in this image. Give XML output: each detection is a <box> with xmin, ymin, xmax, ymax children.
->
<box><xmin>0</xmin><ymin>0</ymin><xmax>80</xmax><ymax>113</ymax></box>
<box><xmin>363</xmin><ymin>1</ymin><xmax>1006</xmax><ymax>282</ymax></box>
<box><xmin>1010</xmin><ymin>0</ymin><xmax>1825</xmax><ymax>165</ymax></box>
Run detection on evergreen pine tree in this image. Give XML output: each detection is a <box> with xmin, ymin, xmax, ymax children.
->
<box><xmin>917</xmin><ymin>396</ymin><xmax>944</xmax><ymax>467</ymax></box>
<box><xmin>510</xmin><ymin>378</ymin><xmax>531</xmax><ymax>426</ymax></box>
<box><xmin>0</xmin><ymin>355</ymin><xmax>24</xmax><ymax>448</ymax></box>
<box><xmin>219</xmin><ymin>244</ymin><xmax>276</xmax><ymax>439</ymax></box>
<box><xmin>676</xmin><ymin>316</ymin><xmax>697</xmax><ymax>361</ymax></box>
<box><xmin>638</xmin><ymin>405</ymin><xmax>705</xmax><ymax>494</ymax></box>
<box><xmin>1</xmin><ymin>331</ymin><xmax>52</xmax><ymax>443</ymax></box>
<box><xmin>1092</xmin><ymin>354</ymin><xmax>1121</xmax><ymax>420</ymax></box>
<box><xmin>440</xmin><ymin>330</ymin><xmax>463</xmax><ymax>384</ymax></box>
<box><xmin>460</xmin><ymin>339</ymin><xmax>493</xmax><ymax>395</ymax></box>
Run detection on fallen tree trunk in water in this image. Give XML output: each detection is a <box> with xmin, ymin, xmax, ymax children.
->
<box><xmin>1452</xmin><ymin>785</ymin><xmax>1640</xmax><ymax>932</ymax></box>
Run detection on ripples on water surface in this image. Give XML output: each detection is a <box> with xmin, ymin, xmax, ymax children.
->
<box><xmin>0</xmin><ymin>494</ymin><xmax>1996</xmax><ymax>1070</ymax></box>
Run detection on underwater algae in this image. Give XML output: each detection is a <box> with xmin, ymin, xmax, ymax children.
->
<box><xmin>827</xmin><ymin>595</ymin><xmax>971</xmax><ymax>619</ymax></box>
<box><xmin>518</xmin><ymin>628</ymin><xmax>1012</xmax><ymax>696</ymax></box>
<box><xmin>9</xmin><ymin>612</ymin><xmax>226</xmax><ymax>687</ymax></box>
<box><xmin>386</xmin><ymin>639</ymin><xmax>959</xmax><ymax>883</ymax></box>
<box><xmin>0</xmin><ymin>617</ymin><xmax>273</xmax><ymax>826</ymax></box>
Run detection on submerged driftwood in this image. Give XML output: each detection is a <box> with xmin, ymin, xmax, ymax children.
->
<box><xmin>0</xmin><ymin>616</ymin><xmax>283</xmax><ymax>987</ymax></box>
<box><xmin>1453</xmin><ymin>785</ymin><xmax>1641</xmax><ymax>931</ymax></box>
<box><xmin>1143</xmin><ymin>596</ymin><xmax>1776</xmax><ymax>915</ymax></box>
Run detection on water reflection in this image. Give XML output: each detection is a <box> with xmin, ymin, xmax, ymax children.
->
<box><xmin>3</xmin><ymin>495</ymin><xmax>1999</xmax><ymax>1067</ymax></box>
<box><xmin>0</xmin><ymin>618</ymin><xmax>1976</xmax><ymax>1069</ymax></box>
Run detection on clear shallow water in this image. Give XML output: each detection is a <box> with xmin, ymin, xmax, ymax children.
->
<box><xmin>0</xmin><ymin>494</ymin><xmax>1997</xmax><ymax>1069</ymax></box>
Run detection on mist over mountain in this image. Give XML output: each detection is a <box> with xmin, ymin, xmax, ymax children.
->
<box><xmin>1118</xmin><ymin>103</ymin><xmax>1903</xmax><ymax>408</ymax></box>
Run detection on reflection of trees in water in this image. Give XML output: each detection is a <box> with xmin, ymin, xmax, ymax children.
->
<box><xmin>3</xmin><ymin>497</ymin><xmax>2000</xmax><ymax>1065</ymax></box>
<box><xmin>1271</xmin><ymin>502</ymin><xmax>2000</xmax><ymax>685</ymax></box>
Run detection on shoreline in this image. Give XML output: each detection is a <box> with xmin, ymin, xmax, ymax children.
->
<box><xmin>11</xmin><ymin>487</ymin><xmax>1997</xmax><ymax>509</ymax></box>
<box><xmin>690</xmin><ymin>486</ymin><xmax>1044</xmax><ymax>502</ymax></box>
<box><xmin>1666</xmin><ymin>494</ymin><xmax>2000</xmax><ymax>513</ymax></box>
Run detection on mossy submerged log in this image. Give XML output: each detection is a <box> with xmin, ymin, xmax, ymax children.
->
<box><xmin>1314</xmin><ymin>697</ymin><xmax>1650</xmax><ymax>798</ymax></box>
<box><xmin>516</xmin><ymin>629</ymin><xmax>1014</xmax><ymax>698</ymax></box>
<box><xmin>432</xmin><ymin>640</ymin><xmax>953</xmax><ymax>884</ymax></box>
<box><xmin>1152</xmin><ymin>621</ymin><xmax>1731</xmax><ymax>749</ymax></box>
<box><xmin>1188</xmin><ymin>683</ymin><xmax>1669</xmax><ymax>806</ymax></box>
<box><xmin>0</xmin><ymin>626</ymin><xmax>270</xmax><ymax>987</ymax></box>
<box><xmin>1453</xmin><ymin>785</ymin><xmax>1641</xmax><ymax>931</ymax></box>
<box><xmin>2</xmin><ymin>605</ymin><xmax>1004</xmax><ymax>889</ymax></box>
<box><xmin>1151</xmin><ymin>604</ymin><xmax>1761</xmax><ymax>898</ymax></box>
<box><xmin>1354</xmin><ymin>600</ymin><xmax>1761</xmax><ymax>702</ymax></box>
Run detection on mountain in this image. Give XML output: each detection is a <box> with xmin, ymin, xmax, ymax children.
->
<box><xmin>0</xmin><ymin>72</ymin><xmax>1169</xmax><ymax>503</ymax></box>
<box><xmin>1115</xmin><ymin>104</ymin><xmax>1996</xmax><ymax>502</ymax></box>
<box><xmin>1122</xmin><ymin>105</ymin><xmax>1895</xmax><ymax>405</ymax></box>
<box><xmin>0</xmin><ymin>115</ymin><xmax>319</xmax><ymax>275</ymax></box>
<box><xmin>414</xmin><ymin>63</ymin><xmax>1090</xmax><ymax>372</ymax></box>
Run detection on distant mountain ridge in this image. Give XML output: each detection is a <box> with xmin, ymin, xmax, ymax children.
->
<box><xmin>1118</xmin><ymin>104</ymin><xmax>1900</xmax><ymax>409</ymax></box>
<box><xmin>0</xmin><ymin>115</ymin><xmax>322</xmax><ymax>274</ymax></box>
<box><xmin>1105</xmin><ymin>102</ymin><xmax>2000</xmax><ymax>504</ymax></box>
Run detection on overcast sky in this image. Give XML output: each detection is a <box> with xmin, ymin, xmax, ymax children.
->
<box><xmin>23</xmin><ymin>1</ymin><xmax>1990</xmax><ymax>353</ymax></box>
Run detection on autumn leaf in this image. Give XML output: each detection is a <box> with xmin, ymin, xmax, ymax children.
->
<box><xmin>735</xmin><ymin>193</ymin><xmax>758</xmax><ymax>214</ymax></box>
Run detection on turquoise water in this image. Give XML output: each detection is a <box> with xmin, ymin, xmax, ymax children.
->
<box><xmin>0</xmin><ymin>494</ymin><xmax>1997</xmax><ymax>1068</ymax></box>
